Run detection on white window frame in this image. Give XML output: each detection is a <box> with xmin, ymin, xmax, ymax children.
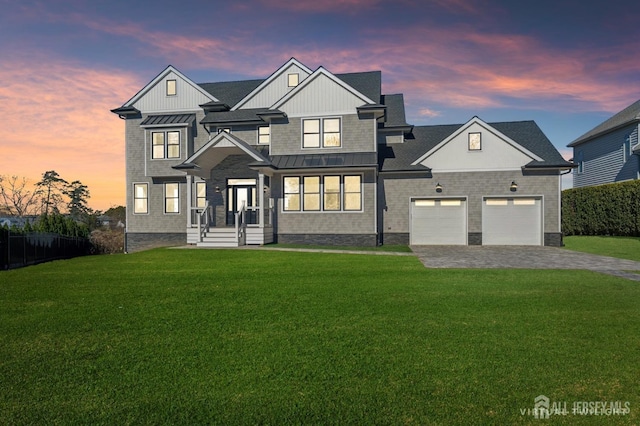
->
<box><xmin>302</xmin><ymin>117</ymin><xmax>342</xmax><ymax>149</ymax></box>
<box><xmin>217</xmin><ymin>127</ymin><xmax>231</xmax><ymax>134</ymax></box>
<box><xmin>133</xmin><ymin>183</ymin><xmax>148</xmax><ymax>214</ymax></box>
<box><xmin>164</xmin><ymin>182</ymin><xmax>180</xmax><ymax>214</ymax></box>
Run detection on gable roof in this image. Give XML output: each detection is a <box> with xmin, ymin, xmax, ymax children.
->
<box><xmin>231</xmin><ymin>58</ymin><xmax>313</xmax><ymax>111</ymax></box>
<box><xmin>568</xmin><ymin>99</ymin><xmax>640</xmax><ymax>147</ymax></box>
<box><xmin>122</xmin><ymin>65</ymin><xmax>217</xmax><ymax>107</ymax></box>
<box><xmin>380</xmin><ymin>120</ymin><xmax>572</xmax><ymax>172</ymax></box>
<box><xmin>271</xmin><ymin>66</ymin><xmax>376</xmax><ymax>111</ymax></box>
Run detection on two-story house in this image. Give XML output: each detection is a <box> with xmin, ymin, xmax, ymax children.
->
<box><xmin>568</xmin><ymin>99</ymin><xmax>640</xmax><ymax>188</ymax></box>
<box><xmin>112</xmin><ymin>58</ymin><xmax>573</xmax><ymax>252</ymax></box>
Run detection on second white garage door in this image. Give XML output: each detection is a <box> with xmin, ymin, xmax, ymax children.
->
<box><xmin>411</xmin><ymin>198</ymin><xmax>467</xmax><ymax>245</ymax></box>
<box><xmin>482</xmin><ymin>197</ymin><xmax>542</xmax><ymax>245</ymax></box>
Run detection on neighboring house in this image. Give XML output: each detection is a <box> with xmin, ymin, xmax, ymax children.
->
<box><xmin>568</xmin><ymin>99</ymin><xmax>640</xmax><ymax>188</ymax></box>
<box><xmin>112</xmin><ymin>58</ymin><xmax>573</xmax><ymax>252</ymax></box>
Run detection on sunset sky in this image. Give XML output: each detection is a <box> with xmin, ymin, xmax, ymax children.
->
<box><xmin>1</xmin><ymin>0</ymin><xmax>638</xmax><ymax>211</ymax></box>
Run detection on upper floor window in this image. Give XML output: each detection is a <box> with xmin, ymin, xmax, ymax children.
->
<box><xmin>576</xmin><ymin>151</ymin><xmax>584</xmax><ymax>174</ymax></box>
<box><xmin>623</xmin><ymin>135</ymin><xmax>631</xmax><ymax>162</ymax></box>
<box><xmin>133</xmin><ymin>183</ymin><xmax>148</xmax><ymax>214</ymax></box>
<box><xmin>258</xmin><ymin>126</ymin><xmax>270</xmax><ymax>144</ymax></box>
<box><xmin>302</xmin><ymin>117</ymin><xmax>341</xmax><ymax>148</ymax></box>
<box><xmin>166</xmin><ymin>79</ymin><xmax>177</xmax><ymax>96</ymax></box>
<box><xmin>152</xmin><ymin>131</ymin><xmax>180</xmax><ymax>159</ymax></box>
<box><xmin>217</xmin><ymin>127</ymin><xmax>231</xmax><ymax>134</ymax></box>
<box><xmin>288</xmin><ymin>73</ymin><xmax>299</xmax><ymax>87</ymax></box>
<box><xmin>468</xmin><ymin>132</ymin><xmax>481</xmax><ymax>151</ymax></box>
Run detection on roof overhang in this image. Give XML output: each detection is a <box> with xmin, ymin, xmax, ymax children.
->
<box><xmin>111</xmin><ymin>106</ymin><xmax>141</xmax><ymax>119</ymax></box>
<box><xmin>357</xmin><ymin>104</ymin><xmax>386</xmax><ymax>120</ymax></box>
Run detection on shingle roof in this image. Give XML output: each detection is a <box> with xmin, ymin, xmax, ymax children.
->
<box><xmin>197</xmin><ymin>71</ymin><xmax>381</xmax><ymax>111</ymax></box>
<box><xmin>336</xmin><ymin>71</ymin><xmax>381</xmax><ymax>103</ymax></box>
<box><xmin>381</xmin><ymin>94</ymin><xmax>410</xmax><ymax>128</ymax></box>
<box><xmin>199</xmin><ymin>79</ymin><xmax>265</xmax><ymax>106</ymax></box>
<box><xmin>568</xmin><ymin>99</ymin><xmax>640</xmax><ymax>147</ymax></box>
<box><xmin>379</xmin><ymin>121</ymin><xmax>572</xmax><ymax>172</ymax></box>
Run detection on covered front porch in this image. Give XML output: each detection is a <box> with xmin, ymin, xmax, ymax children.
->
<box><xmin>174</xmin><ymin>132</ymin><xmax>275</xmax><ymax>247</ymax></box>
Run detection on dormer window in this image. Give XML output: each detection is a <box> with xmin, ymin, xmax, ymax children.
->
<box><xmin>166</xmin><ymin>79</ymin><xmax>177</xmax><ymax>96</ymax></box>
<box><xmin>468</xmin><ymin>132</ymin><xmax>481</xmax><ymax>151</ymax></box>
<box><xmin>288</xmin><ymin>73</ymin><xmax>299</xmax><ymax>87</ymax></box>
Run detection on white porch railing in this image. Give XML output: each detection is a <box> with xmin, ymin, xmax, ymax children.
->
<box><xmin>235</xmin><ymin>201</ymin><xmax>247</xmax><ymax>246</ymax></box>
<box><xmin>194</xmin><ymin>202</ymin><xmax>212</xmax><ymax>243</ymax></box>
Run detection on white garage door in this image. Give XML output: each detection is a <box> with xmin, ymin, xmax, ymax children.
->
<box><xmin>482</xmin><ymin>197</ymin><xmax>542</xmax><ymax>245</ymax></box>
<box><xmin>411</xmin><ymin>198</ymin><xmax>467</xmax><ymax>245</ymax></box>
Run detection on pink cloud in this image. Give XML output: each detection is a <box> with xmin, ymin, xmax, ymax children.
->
<box><xmin>0</xmin><ymin>53</ymin><xmax>142</xmax><ymax>211</ymax></box>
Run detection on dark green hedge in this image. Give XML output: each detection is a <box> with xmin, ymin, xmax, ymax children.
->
<box><xmin>562</xmin><ymin>180</ymin><xmax>640</xmax><ymax>236</ymax></box>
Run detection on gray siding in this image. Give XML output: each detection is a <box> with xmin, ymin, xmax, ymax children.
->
<box><xmin>380</xmin><ymin>171</ymin><xmax>561</xmax><ymax>235</ymax></box>
<box><xmin>573</xmin><ymin>123</ymin><xmax>640</xmax><ymax>187</ymax></box>
<box><xmin>271</xmin><ymin>114</ymin><xmax>375</xmax><ymax>155</ymax></box>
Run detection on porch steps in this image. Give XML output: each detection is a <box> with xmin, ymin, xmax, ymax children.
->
<box><xmin>196</xmin><ymin>228</ymin><xmax>240</xmax><ymax>248</ymax></box>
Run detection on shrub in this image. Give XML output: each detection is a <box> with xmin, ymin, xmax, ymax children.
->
<box><xmin>562</xmin><ymin>180</ymin><xmax>640</xmax><ymax>236</ymax></box>
<box><xmin>90</xmin><ymin>228</ymin><xmax>125</xmax><ymax>254</ymax></box>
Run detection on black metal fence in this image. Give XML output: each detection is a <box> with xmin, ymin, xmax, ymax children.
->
<box><xmin>0</xmin><ymin>229</ymin><xmax>92</xmax><ymax>270</ymax></box>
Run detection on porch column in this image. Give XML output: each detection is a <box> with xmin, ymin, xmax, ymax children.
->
<box><xmin>258</xmin><ymin>173</ymin><xmax>264</xmax><ymax>228</ymax></box>
<box><xmin>186</xmin><ymin>175</ymin><xmax>193</xmax><ymax>228</ymax></box>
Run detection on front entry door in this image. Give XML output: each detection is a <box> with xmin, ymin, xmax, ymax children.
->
<box><xmin>227</xmin><ymin>180</ymin><xmax>257</xmax><ymax>225</ymax></box>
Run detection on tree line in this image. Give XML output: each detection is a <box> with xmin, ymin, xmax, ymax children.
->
<box><xmin>0</xmin><ymin>170</ymin><xmax>91</xmax><ymax>219</ymax></box>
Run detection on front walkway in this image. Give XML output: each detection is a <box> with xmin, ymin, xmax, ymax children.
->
<box><xmin>411</xmin><ymin>245</ymin><xmax>640</xmax><ymax>281</ymax></box>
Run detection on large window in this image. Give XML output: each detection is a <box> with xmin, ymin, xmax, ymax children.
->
<box><xmin>344</xmin><ymin>175</ymin><xmax>362</xmax><ymax>210</ymax></box>
<box><xmin>283</xmin><ymin>175</ymin><xmax>361</xmax><ymax>212</ymax></box>
<box><xmin>258</xmin><ymin>126</ymin><xmax>270</xmax><ymax>144</ymax></box>
<box><xmin>133</xmin><ymin>183</ymin><xmax>148</xmax><ymax>214</ymax></box>
<box><xmin>165</xmin><ymin>183</ymin><xmax>180</xmax><ymax>214</ymax></box>
<box><xmin>302</xmin><ymin>118</ymin><xmax>341</xmax><ymax>148</ymax></box>
<box><xmin>284</xmin><ymin>177</ymin><xmax>300</xmax><ymax>211</ymax></box>
<box><xmin>303</xmin><ymin>176</ymin><xmax>320</xmax><ymax>211</ymax></box>
<box><xmin>152</xmin><ymin>130</ymin><xmax>180</xmax><ymax>159</ymax></box>
<box><xmin>323</xmin><ymin>176</ymin><xmax>341</xmax><ymax>211</ymax></box>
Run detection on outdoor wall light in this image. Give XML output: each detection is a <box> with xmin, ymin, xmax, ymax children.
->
<box><xmin>510</xmin><ymin>181</ymin><xmax>518</xmax><ymax>192</ymax></box>
<box><xmin>435</xmin><ymin>182</ymin><xmax>443</xmax><ymax>193</ymax></box>
<box><xmin>215</xmin><ymin>186</ymin><xmax>220</xmax><ymax>193</ymax></box>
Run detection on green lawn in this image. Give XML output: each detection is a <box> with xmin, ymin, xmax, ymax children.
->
<box><xmin>1</xmin><ymin>249</ymin><xmax>639</xmax><ymax>424</ymax></box>
<box><xmin>563</xmin><ymin>236</ymin><xmax>640</xmax><ymax>262</ymax></box>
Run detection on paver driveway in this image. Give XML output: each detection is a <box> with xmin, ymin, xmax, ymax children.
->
<box><xmin>411</xmin><ymin>245</ymin><xmax>640</xmax><ymax>281</ymax></box>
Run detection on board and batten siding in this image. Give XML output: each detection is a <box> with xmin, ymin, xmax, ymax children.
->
<box><xmin>239</xmin><ymin>64</ymin><xmax>311</xmax><ymax>109</ymax></box>
<box><xmin>132</xmin><ymin>71</ymin><xmax>213</xmax><ymax>113</ymax></box>
<box><xmin>278</xmin><ymin>73</ymin><xmax>369</xmax><ymax>117</ymax></box>
<box><xmin>573</xmin><ymin>123</ymin><xmax>640</xmax><ymax>188</ymax></box>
